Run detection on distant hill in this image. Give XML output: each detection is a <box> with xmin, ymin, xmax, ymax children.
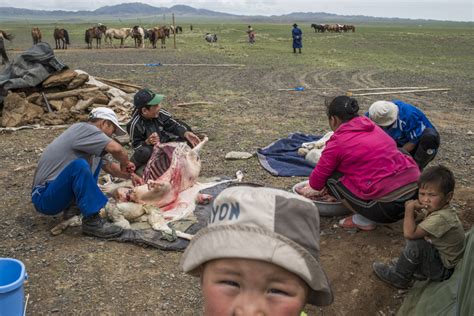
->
<box><xmin>0</xmin><ymin>2</ymin><xmax>469</xmax><ymax>24</ymax></box>
<box><xmin>0</xmin><ymin>3</ymin><xmax>237</xmax><ymax>20</ymax></box>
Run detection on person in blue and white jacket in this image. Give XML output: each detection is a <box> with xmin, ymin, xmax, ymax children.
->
<box><xmin>368</xmin><ymin>100</ymin><xmax>440</xmax><ymax>170</ymax></box>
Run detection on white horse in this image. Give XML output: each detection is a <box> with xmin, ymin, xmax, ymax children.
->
<box><xmin>105</xmin><ymin>28</ymin><xmax>131</xmax><ymax>48</ymax></box>
<box><xmin>131</xmin><ymin>26</ymin><xmax>145</xmax><ymax>48</ymax></box>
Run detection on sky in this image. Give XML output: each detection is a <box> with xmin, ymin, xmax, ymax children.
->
<box><xmin>1</xmin><ymin>0</ymin><xmax>472</xmax><ymax>22</ymax></box>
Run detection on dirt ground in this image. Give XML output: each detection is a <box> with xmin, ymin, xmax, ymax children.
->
<box><xmin>0</xmin><ymin>46</ymin><xmax>472</xmax><ymax>315</ymax></box>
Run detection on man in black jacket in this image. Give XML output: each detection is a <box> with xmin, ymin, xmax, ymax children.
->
<box><xmin>126</xmin><ymin>88</ymin><xmax>201</xmax><ymax>169</ymax></box>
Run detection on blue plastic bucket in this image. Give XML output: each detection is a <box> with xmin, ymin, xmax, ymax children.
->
<box><xmin>0</xmin><ymin>258</ymin><xmax>28</xmax><ymax>316</ymax></box>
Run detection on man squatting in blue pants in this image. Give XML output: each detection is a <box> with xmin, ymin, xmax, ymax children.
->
<box><xmin>31</xmin><ymin>107</ymin><xmax>143</xmax><ymax>238</ymax></box>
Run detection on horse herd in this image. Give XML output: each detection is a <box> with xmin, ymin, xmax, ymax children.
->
<box><xmin>26</xmin><ymin>24</ymin><xmax>185</xmax><ymax>50</ymax></box>
<box><xmin>311</xmin><ymin>23</ymin><xmax>356</xmax><ymax>33</ymax></box>
<box><xmin>7</xmin><ymin>23</ymin><xmax>352</xmax><ymax>57</ymax></box>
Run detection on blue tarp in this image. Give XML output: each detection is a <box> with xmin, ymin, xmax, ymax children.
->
<box><xmin>257</xmin><ymin>133</ymin><xmax>320</xmax><ymax>177</ymax></box>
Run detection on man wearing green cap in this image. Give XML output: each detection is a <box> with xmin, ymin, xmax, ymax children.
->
<box><xmin>126</xmin><ymin>88</ymin><xmax>201</xmax><ymax>169</ymax></box>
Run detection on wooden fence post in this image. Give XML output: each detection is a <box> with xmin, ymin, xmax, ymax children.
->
<box><xmin>172</xmin><ymin>13</ymin><xmax>176</xmax><ymax>49</ymax></box>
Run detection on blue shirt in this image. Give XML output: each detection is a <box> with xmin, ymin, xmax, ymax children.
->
<box><xmin>366</xmin><ymin>100</ymin><xmax>435</xmax><ymax>147</ymax></box>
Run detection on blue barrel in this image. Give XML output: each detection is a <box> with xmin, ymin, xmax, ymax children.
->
<box><xmin>0</xmin><ymin>258</ymin><xmax>28</xmax><ymax>316</ymax></box>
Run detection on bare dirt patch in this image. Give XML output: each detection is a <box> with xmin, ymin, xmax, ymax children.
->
<box><xmin>1</xmin><ymin>46</ymin><xmax>472</xmax><ymax>315</ymax></box>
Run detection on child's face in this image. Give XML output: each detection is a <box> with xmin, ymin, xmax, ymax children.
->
<box><xmin>418</xmin><ymin>182</ymin><xmax>453</xmax><ymax>213</ymax></box>
<box><xmin>200</xmin><ymin>258</ymin><xmax>309</xmax><ymax>316</ymax></box>
<box><xmin>141</xmin><ymin>104</ymin><xmax>160</xmax><ymax>119</ymax></box>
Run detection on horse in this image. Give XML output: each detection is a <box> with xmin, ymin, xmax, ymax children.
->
<box><xmin>311</xmin><ymin>24</ymin><xmax>325</xmax><ymax>33</ymax></box>
<box><xmin>31</xmin><ymin>27</ymin><xmax>42</xmax><ymax>45</ymax></box>
<box><xmin>326</xmin><ymin>24</ymin><xmax>341</xmax><ymax>32</ymax></box>
<box><xmin>53</xmin><ymin>28</ymin><xmax>70</xmax><ymax>49</ymax></box>
<box><xmin>105</xmin><ymin>28</ymin><xmax>131</xmax><ymax>48</ymax></box>
<box><xmin>175</xmin><ymin>26</ymin><xmax>183</xmax><ymax>34</ymax></box>
<box><xmin>131</xmin><ymin>26</ymin><xmax>145</xmax><ymax>48</ymax></box>
<box><xmin>85</xmin><ymin>25</ymin><xmax>106</xmax><ymax>49</ymax></box>
<box><xmin>343</xmin><ymin>24</ymin><xmax>356</xmax><ymax>32</ymax></box>
<box><xmin>0</xmin><ymin>30</ymin><xmax>14</xmax><ymax>64</ymax></box>
<box><xmin>163</xmin><ymin>26</ymin><xmax>170</xmax><ymax>38</ymax></box>
<box><xmin>149</xmin><ymin>27</ymin><xmax>166</xmax><ymax>49</ymax></box>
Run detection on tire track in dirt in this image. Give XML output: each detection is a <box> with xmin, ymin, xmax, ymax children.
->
<box><xmin>348</xmin><ymin>70</ymin><xmax>432</xmax><ymax>109</ymax></box>
<box><xmin>260</xmin><ymin>68</ymin><xmax>299</xmax><ymax>90</ymax></box>
<box><xmin>353</xmin><ymin>70</ymin><xmax>380</xmax><ymax>88</ymax></box>
<box><xmin>312</xmin><ymin>70</ymin><xmax>341</xmax><ymax>89</ymax></box>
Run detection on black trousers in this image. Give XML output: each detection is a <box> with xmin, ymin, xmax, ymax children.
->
<box><xmin>326</xmin><ymin>173</ymin><xmax>416</xmax><ymax>223</ymax></box>
<box><xmin>399</xmin><ymin>239</ymin><xmax>454</xmax><ymax>281</ymax></box>
<box><xmin>410</xmin><ymin>128</ymin><xmax>440</xmax><ymax>170</ymax></box>
<box><xmin>131</xmin><ymin>145</ymin><xmax>154</xmax><ymax>169</ymax></box>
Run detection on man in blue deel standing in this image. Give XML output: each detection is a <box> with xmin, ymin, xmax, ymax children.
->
<box><xmin>292</xmin><ymin>23</ymin><xmax>302</xmax><ymax>54</ymax></box>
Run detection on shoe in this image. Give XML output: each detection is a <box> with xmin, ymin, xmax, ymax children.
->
<box><xmin>63</xmin><ymin>206</ymin><xmax>81</xmax><ymax>220</ymax></box>
<box><xmin>390</xmin><ymin>258</ymin><xmax>427</xmax><ymax>281</ymax></box>
<box><xmin>338</xmin><ymin>215</ymin><xmax>376</xmax><ymax>231</ymax></box>
<box><xmin>372</xmin><ymin>262</ymin><xmax>411</xmax><ymax>289</ymax></box>
<box><xmin>82</xmin><ymin>212</ymin><xmax>123</xmax><ymax>238</ymax></box>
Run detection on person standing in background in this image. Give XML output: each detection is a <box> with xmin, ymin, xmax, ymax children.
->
<box><xmin>292</xmin><ymin>23</ymin><xmax>302</xmax><ymax>53</ymax></box>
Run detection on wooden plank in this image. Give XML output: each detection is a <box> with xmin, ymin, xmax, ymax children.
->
<box><xmin>348</xmin><ymin>88</ymin><xmax>450</xmax><ymax>96</ymax></box>
<box><xmin>348</xmin><ymin>86</ymin><xmax>429</xmax><ymax>91</ymax></box>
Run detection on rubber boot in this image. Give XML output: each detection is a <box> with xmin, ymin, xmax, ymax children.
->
<box><xmin>373</xmin><ymin>253</ymin><xmax>416</xmax><ymax>289</ymax></box>
<box><xmin>390</xmin><ymin>257</ymin><xmax>427</xmax><ymax>281</ymax></box>
<box><xmin>82</xmin><ymin>212</ymin><xmax>123</xmax><ymax>238</ymax></box>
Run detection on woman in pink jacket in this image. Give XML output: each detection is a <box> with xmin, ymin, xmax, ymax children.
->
<box><xmin>309</xmin><ymin>96</ymin><xmax>420</xmax><ymax>231</ymax></box>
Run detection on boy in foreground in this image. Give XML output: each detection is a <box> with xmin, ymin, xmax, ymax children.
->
<box><xmin>180</xmin><ymin>186</ymin><xmax>333</xmax><ymax>315</ymax></box>
<box><xmin>373</xmin><ymin>165</ymin><xmax>465</xmax><ymax>289</ymax></box>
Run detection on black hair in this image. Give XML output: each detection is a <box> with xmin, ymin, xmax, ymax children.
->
<box><xmin>418</xmin><ymin>165</ymin><xmax>455</xmax><ymax>195</ymax></box>
<box><xmin>326</xmin><ymin>96</ymin><xmax>359</xmax><ymax>122</ymax></box>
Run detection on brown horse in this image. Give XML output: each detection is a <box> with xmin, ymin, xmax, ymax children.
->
<box><xmin>176</xmin><ymin>26</ymin><xmax>183</xmax><ymax>34</ymax></box>
<box><xmin>31</xmin><ymin>27</ymin><xmax>42</xmax><ymax>45</ymax></box>
<box><xmin>149</xmin><ymin>27</ymin><xmax>166</xmax><ymax>49</ymax></box>
<box><xmin>325</xmin><ymin>24</ymin><xmax>341</xmax><ymax>32</ymax></box>
<box><xmin>165</xmin><ymin>26</ymin><xmax>170</xmax><ymax>38</ymax></box>
<box><xmin>0</xmin><ymin>30</ymin><xmax>14</xmax><ymax>64</ymax></box>
<box><xmin>54</xmin><ymin>28</ymin><xmax>70</xmax><ymax>49</ymax></box>
<box><xmin>85</xmin><ymin>25</ymin><xmax>106</xmax><ymax>49</ymax></box>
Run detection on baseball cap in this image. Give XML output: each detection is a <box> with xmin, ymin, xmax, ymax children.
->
<box><xmin>368</xmin><ymin>101</ymin><xmax>399</xmax><ymax>127</ymax></box>
<box><xmin>133</xmin><ymin>88</ymin><xmax>165</xmax><ymax>109</ymax></box>
<box><xmin>89</xmin><ymin>107</ymin><xmax>127</xmax><ymax>136</ymax></box>
<box><xmin>180</xmin><ymin>186</ymin><xmax>334</xmax><ymax>306</ymax></box>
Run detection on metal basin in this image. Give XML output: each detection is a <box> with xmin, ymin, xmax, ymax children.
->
<box><xmin>292</xmin><ymin>180</ymin><xmax>351</xmax><ymax>217</ymax></box>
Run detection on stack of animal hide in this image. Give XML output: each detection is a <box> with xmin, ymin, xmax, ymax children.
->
<box><xmin>0</xmin><ymin>69</ymin><xmax>137</xmax><ymax>127</ymax></box>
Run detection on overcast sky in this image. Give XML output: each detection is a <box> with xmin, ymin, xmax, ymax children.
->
<box><xmin>1</xmin><ymin>0</ymin><xmax>473</xmax><ymax>22</ymax></box>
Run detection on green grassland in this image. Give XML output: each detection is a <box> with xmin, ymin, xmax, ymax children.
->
<box><xmin>2</xmin><ymin>20</ymin><xmax>473</xmax><ymax>81</ymax></box>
